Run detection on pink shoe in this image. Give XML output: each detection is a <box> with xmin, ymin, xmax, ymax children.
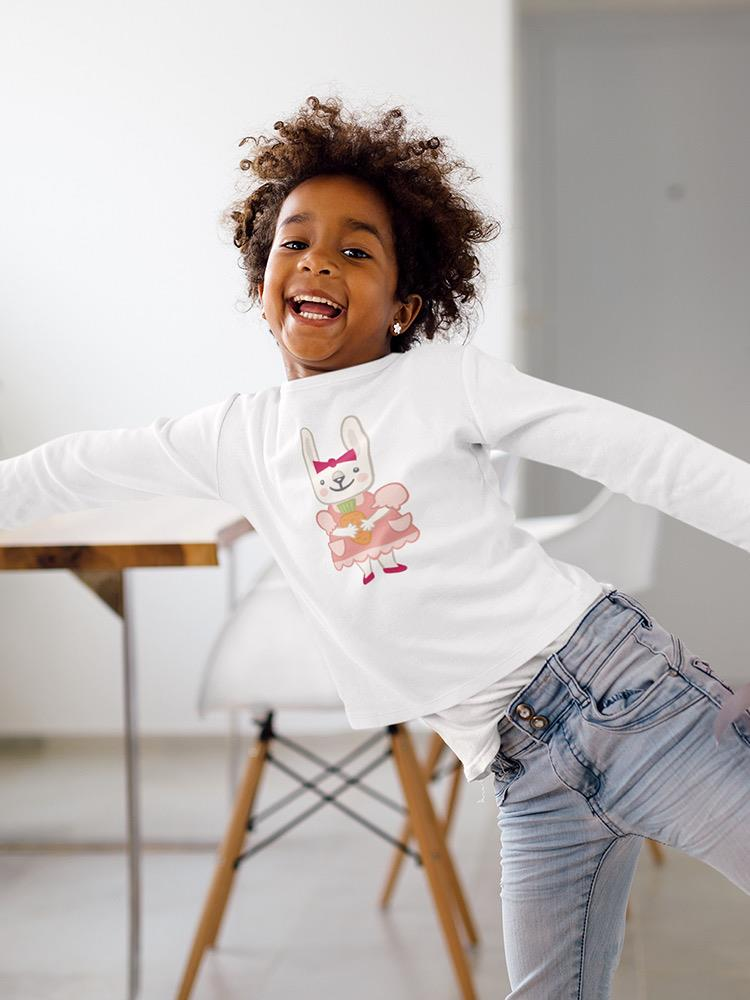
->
<box><xmin>362</xmin><ymin>571</ymin><xmax>375</xmax><ymax>585</ymax></box>
<box><xmin>383</xmin><ymin>563</ymin><xmax>407</xmax><ymax>574</ymax></box>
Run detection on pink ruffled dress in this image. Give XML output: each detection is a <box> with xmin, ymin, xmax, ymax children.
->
<box><xmin>315</xmin><ymin>483</ymin><xmax>420</xmax><ymax>571</ymax></box>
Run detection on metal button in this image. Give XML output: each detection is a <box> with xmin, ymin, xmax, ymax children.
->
<box><xmin>531</xmin><ymin>715</ymin><xmax>549</xmax><ymax>730</ymax></box>
<box><xmin>515</xmin><ymin>703</ymin><xmax>533</xmax><ymax>720</ymax></box>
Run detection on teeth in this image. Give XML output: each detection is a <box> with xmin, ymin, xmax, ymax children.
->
<box><xmin>298</xmin><ymin>310</ymin><xmax>336</xmax><ymax>320</ymax></box>
<box><xmin>292</xmin><ymin>294</ymin><xmax>343</xmax><ymax>310</ymax></box>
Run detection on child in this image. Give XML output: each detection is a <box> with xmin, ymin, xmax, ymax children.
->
<box><xmin>2</xmin><ymin>94</ymin><xmax>749</xmax><ymax>996</ymax></box>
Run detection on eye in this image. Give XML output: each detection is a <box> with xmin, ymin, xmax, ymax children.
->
<box><xmin>353</xmin><ymin>467</ymin><xmax>359</xmax><ymax>472</ymax></box>
<box><xmin>281</xmin><ymin>241</ymin><xmax>369</xmax><ymax>259</ymax></box>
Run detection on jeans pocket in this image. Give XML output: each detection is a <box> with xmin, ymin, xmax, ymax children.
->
<box><xmin>490</xmin><ymin>750</ymin><xmax>525</xmax><ymax>808</ymax></box>
<box><xmin>580</xmin><ymin>620</ymin><xmax>696</xmax><ymax>729</ymax></box>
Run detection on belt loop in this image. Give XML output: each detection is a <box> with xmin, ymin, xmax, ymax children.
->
<box><xmin>611</xmin><ymin>589</ymin><xmax>653</xmax><ymax>629</ymax></box>
<box><xmin>549</xmin><ymin>652</ymin><xmax>589</xmax><ymax>707</ymax></box>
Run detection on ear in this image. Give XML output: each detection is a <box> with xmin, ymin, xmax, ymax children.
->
<box><xmin>393</xmin><ymin>293</ymin><xmax>423</xmax><ymax>335</ymax></box>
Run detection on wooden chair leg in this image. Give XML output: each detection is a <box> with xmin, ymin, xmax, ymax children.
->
<box><xmin>383</xmin><ymin>731</ymin><xmax>477</xmax><ymax>947</ymax></box>
<box><xmin>380</xmin><ymin>732</ymin><xmax>464</xmax><ymax>908</ymax></box>
<box><xmin>174</xmin><ymin>733</ymin><xmax>269</xmax><ymax>1000</ymax></box>
<box><xmin>380</xmin><ymin>730</ymin><xmax>446</xmax><ymax>907</ymax></box>
<box><xmin>414</xmin><ymin>735</ymin><xmax>478</xmax><ymax>947</ymax></box>
<box><xmin>647</xmin><ymin>838</ymin><xmax>665</xmax><ymax>865</ymax></box>
<box><xmin>389</xmin><ymin>723</ymin><xmax>479</xmax><ymax>1000</ymax></box>
<box><xmin>626</xmin><ymin>838</ymin><xmax>666</xmax><ymax>923</ymax></box>
<box><xmin>441</xmin><ymin>742</ymin><xmax>464</xmax><ymax>835</ymax></box>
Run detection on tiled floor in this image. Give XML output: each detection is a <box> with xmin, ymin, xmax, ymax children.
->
<box><xmin>0</xmin><ymin>732</ymin><xmax>748</xmax><ymax>999</ymax></box>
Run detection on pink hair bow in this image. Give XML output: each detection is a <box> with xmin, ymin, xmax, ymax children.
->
<box><xmin>313</xmin><ymin>448</ymin><xmax>357</xmax><ymax>474</ymax></box>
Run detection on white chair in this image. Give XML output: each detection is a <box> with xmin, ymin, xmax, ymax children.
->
<box><xmin>517</xmin><ymin>486</ymin><xmax>661</xmax><ymax>596</ymax></box>
<box><xmin>176</xmin><ymin>454</ymin><xmax>663</xmax><ymax>1000</ymax></box>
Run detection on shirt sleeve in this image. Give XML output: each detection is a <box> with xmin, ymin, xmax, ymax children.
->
<box><xmin>461</xmin><ymin>343</ymin><xmax>750</xmax><ymax>555</ymax></box>
<box><xmin>0</xmin><ymin>393</ymin><xmax>240</xmax><ymax>531</ymax></box>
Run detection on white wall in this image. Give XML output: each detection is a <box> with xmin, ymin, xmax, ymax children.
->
<box><xmin>519</xmin><ymin>7</ymin><xmax>750</xmax><ymax>678</ymax></box>
<box><xmin>0</xmin><ymin>0</ymin><xmax>517</xmax><ymax>734</ymax></box>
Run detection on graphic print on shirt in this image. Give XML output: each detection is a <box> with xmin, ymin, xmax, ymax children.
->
<box><xmin>300</xmin><ymin>415</ymin><xmax>421</xmax><ymax>586</ymax></box>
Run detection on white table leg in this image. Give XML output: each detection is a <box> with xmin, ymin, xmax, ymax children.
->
<box><xmin>121</xmin><ymin>569</ymin><xmax>141</xmax><ymax>1000</ymax></box>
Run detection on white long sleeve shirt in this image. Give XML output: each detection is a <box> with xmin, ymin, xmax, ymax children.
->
<box><xmin>421</xmin><ymin>584</ymin><xmax>610</xmax><ymax>782</ymax></box>
<box><xmin>3</xmin><ymin>339</ymin><xmax>750</xmax><ymax>748</ymax></box>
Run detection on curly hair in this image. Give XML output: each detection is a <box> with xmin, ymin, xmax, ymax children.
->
<box><xmin>220</xmin><ymin>93</ymin><xmax>502</xmax><ymax>353</ymax></box>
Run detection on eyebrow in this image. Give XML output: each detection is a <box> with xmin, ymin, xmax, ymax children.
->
<box><xmin>278</xmin><ymin>212</ymin><xmax>386</xmax><ymax>248</ymax></box>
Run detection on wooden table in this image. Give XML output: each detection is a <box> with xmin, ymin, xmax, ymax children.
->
<box><xmin>0</xmin><ymin>497</ymin><xmax>254</xmax><ymax>1000</ymax></box>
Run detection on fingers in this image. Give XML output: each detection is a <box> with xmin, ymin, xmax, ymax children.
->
<box><xmin>713</xmin><ymin>680</ymin><xmax>750</xmax><ymax>746</ymax></box>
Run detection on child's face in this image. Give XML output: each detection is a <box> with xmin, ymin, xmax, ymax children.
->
<box><xmin>258</xmin><ymin>173</ymin><xmax>421</xmax><ymax>380</ymax></box>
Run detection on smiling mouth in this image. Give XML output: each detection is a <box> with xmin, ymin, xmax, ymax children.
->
<box><xmin>288</xmin><ymin>300</ymin><xmax>345</xmax><ymax>323</ymax></box>
<box><xmin>330</xmin><ymin>480</ymin><xmax>353</xmax><ymax>491</ymax></box>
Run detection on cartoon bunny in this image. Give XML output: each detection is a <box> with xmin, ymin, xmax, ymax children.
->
<box><xmin>300</xmin><ymin>415</ymin><xmax>421</xmax><ymax>585</ymax></box>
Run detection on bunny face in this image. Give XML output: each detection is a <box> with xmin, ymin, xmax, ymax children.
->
<box><xmin>301</xmin><ymin>415</ymin><xmax>375</xmax><ymax>504</ymax></box>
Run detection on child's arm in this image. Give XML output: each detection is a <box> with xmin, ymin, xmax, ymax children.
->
<box><xmin>461</xmin><ymin>345</ymin><xmax>750</xmax><ymax>742</ymax></box>
<box><xmin>462</xmin><ymin>345</ymin><xmax>750</xmax><ymax>555</ymax></box>
<box><xmin>0</xmin><ymin>394</ymin><xmax>240</xmax><ymax>531</ymax></box>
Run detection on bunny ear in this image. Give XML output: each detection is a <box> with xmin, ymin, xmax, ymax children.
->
<box><xmin>340</xmin><ymin>415</ymin><xmax>366</xmax><ymax>447</ymax></box>
<box><xmin>340</xmin><ymin>415</ymin><xmax>374</xmax><ymax>476</ymax></box>
<box><xmin>713</xmin><ymin>681</ymin><xmax>750</xmax><ymax>746</ymax></box>
<box><xmin>300</xmin><ymin>427</ymin><xmax>320</xmax><ymax>475</ymax></box>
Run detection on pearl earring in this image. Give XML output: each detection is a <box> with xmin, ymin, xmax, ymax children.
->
<box><xmin>393</xmin><ymin>322</ymin><xmax>402</xmax><ymax>335</ymax></box>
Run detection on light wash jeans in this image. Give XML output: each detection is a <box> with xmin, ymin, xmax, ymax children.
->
<box><xmin>491</xmin><ymin>588</ymin><xmax>750</xmax><ymax>999</ymax></box>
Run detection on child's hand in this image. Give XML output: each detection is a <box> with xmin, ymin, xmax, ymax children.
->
<box><xmin>713</xmin><ymin>680</ymin><xmax>750</xmax><ymax>745</ymax></box>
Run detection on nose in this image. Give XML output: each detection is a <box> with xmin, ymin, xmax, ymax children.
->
<box><xmin>300</xmin><ymin>261</ymin><xmax>333</xmax><ymax>275</ymax></box>
<box><xmin>298</xmin><ymin>246</ymin><xmax>337</xmax><ymax>274</ymax></box>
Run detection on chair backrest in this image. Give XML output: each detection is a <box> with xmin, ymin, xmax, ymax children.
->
<box><xmin>197</xmin><ymin>554</ymin><xmax>344</xmax><ymax>717</ymax></box>
<box><xmin>533</xmin><ymin>488</ymin><xmax>662</xmax><ymax>595</ymax></box>
<box><xmin>490</xmin><ymin>448</ymin><xmax>661</xmax><ymax>592</ymax></box>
